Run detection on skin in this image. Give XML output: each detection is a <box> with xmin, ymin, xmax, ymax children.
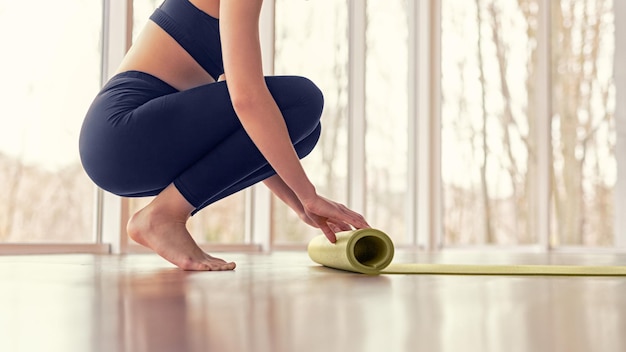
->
<box><xmin>120</xmin><ymin>0</ymin><xmax>370</xmax><ymax>271</ymax></box>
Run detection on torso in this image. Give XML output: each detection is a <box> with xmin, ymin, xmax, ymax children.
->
<box><xmin>115</xmin><ymin>0</ymin><xmax>221</xmax><ymax>91</ymax></box>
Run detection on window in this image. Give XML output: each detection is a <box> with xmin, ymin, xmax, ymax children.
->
<box><xmin>0</xmin><ymin>1</ymin><xmax>101</xmax><ymax>243</ymax></box>
<box><xmin>365</xmin><ymin>0</ymin><xmax>410</xmax><ymax>245</ymax></box>
<box><xmin>550</xmin><ymin>0</ymin><xmax>615</xmax><ymax>246</ymax></box>
<box><xmin>273</xmin><ymin>1</ymin><xmax>413</xmax><ymax>245</ymax></box>
<box><xmin>440</xmin><ymin>0</ymin><xmax>617</xmax><ymax>247</ymax></box>
<box><xmin>2</xmin><ymin>0</ymin><xmax>622</xmax><ymax>251</ymax></box>
<box><xmin>441</xmin><ymin>0</ymin><xmax>535</xmax><ymax>245</ymax></box>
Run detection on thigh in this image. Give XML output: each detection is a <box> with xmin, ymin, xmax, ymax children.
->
<box><xmin>133</xmin><ymin>74</ymin><xmax>322</xmax><ymax>159</ymax></box>
<box><xmin>85</xmin><ymin>75</ymin><xmax>323</xmax><ymax>197</ymax></box>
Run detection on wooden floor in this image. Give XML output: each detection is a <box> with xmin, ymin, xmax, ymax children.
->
<box><xmin>1</xmin><ymin>250</ymin><xmax>626</xmax><ymax>352</ymax></box>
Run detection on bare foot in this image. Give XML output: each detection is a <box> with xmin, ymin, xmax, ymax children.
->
<box><xmin>127</xmin><ymin>204</ymin><xmax>236</xmax><ymax>271</ymax></box>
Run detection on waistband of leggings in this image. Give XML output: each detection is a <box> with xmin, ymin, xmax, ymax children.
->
<box><xmin>104</xmin><ymin>70</ymin><xmax>179</xmax><ymax>93</ymax></box>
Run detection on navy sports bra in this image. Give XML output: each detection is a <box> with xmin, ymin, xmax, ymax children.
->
<box><xmin>150</xmin><ymin>0</ymin><xmax>224</xmax><ymax>81</ymax></box>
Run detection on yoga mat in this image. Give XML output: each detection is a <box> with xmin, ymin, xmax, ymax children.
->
<box><xmin>307</xmin><ymin>229</ymin><xmax>626</xmax><ymax>276</ymax></box>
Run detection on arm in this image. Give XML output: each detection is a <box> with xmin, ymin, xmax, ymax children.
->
<box><xmin>220</xmin><ymin>1</ymin><xmax>316</xmax><ymax>201</ymax></box>
<box><xmin>220</xmin><ymin>0</ymin><xmax>370</xmax><ymax>241</ymax></box>
<box><xmin>262</xmin><ymin>175</ymin><xmax>308</xmax><ymax>224</ymax></box>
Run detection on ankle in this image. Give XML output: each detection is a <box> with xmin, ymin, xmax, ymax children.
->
<box><xmin>154</xmin><ymin>184</ymin><xmax>195</xmax><ymax>217</ymax></box>
<box><xmin>127</xmin><ymin>210</ymin><xmax>144</xmax><ymax>243</ymax></box>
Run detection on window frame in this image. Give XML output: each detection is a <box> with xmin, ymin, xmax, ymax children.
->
<box><xmin>614</xmin><ymin>0</ymin><xmax>626</xmax><ymax>249</ymax></box>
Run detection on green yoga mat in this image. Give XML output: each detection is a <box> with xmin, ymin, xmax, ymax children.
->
<box><xmin>307</xmin><ymin>229</ymin><xmax>626</xmax><ymax>276</ymax></box>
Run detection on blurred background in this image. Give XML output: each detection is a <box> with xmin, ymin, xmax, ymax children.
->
<box><xmin>0</xmin><ymin>0</ymin><xmax>622</xmax><ymax>251</ymax></box>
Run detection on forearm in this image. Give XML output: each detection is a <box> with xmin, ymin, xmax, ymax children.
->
<box><xmin>217</xmin><ymin>0</ymin><xmax>369</xmax><ymax>242</ymax></box>
<box><xmin>263</xmin><ymin>174</ymin><xmax>305</xmax><ymax>216</ymax></box>
<box><xmin>233</xmin><ymin>93</ymin><xmax>317</xmax><ymax>202</ymax></box>
<box><xmin>220</xmin><ymin>0</ymin><xmax>317</xmax><ymax>202</ymax></box>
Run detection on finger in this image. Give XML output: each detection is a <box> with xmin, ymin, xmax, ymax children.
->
<box><xmin>340</xmin><ymin>222</ymin><xmax>353</xmax><ymax>231</ymax></box>
<box><xmin>328</xmin><ymin>222</ymin><xmax>341</xmax><ymax>233</ymax></box>
<box><xmin>319</xmin><ymin>221</ymin><xmax>337</xmax><ymax>243</ymax></box>
<box><xmin>333</xmin><ymin>203</ymin><xmax>369</xmax><ymax>224</ymax></box>
<box><xmin>328</xmin><ymin>220</ymin><xmax>351</xmax><ymax>232</ymax></box>
<box><xmin>338</xmin><ymin>208</ymin><xmax>370</xmax><ymax>229</ymax></box>
<box><xmin>306</xmin><ymin>199</ymin><xmax>369</xmax><ymax>230</ymax></box>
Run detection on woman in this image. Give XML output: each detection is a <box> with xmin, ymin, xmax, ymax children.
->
<box><xmin>79</xmin><ymin>0</ymin><xmax>370</xmax><ymax>271</ymax></box>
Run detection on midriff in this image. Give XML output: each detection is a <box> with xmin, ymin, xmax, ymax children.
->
<box><xmin>116</xmin><ymin>21</ymin><xmax>216</xmax><ymax>91</ymax></box>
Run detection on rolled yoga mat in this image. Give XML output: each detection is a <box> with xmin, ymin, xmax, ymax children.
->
<box><xmin>307</xmin><ymin>228</ymin><xmax>626</xmax><ymax>276</ymax></box>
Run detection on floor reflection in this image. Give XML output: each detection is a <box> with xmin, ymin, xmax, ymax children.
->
<box><xmin>1</xmin><ymin>253</ymin><xmax>626</xmax><ymax>352</ymax></box>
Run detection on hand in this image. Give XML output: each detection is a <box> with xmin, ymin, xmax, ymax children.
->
<box><xmin>300</xmin><ymin>195</ymin><xmax>370</xmax><ymax>243</ymax></box>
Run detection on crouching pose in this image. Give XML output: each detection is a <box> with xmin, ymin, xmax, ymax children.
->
<box><xmin>79</xmin><ymin>0</ymin><xmax>370</xmax><ymax>270</ymax></box>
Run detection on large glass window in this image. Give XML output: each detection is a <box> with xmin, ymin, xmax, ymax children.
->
<box><xmin>441</xmin><ymin>0</ymin><xmax>533</xmax><ymax>245</ymax></box>
<box><xmin>0</xmin><ymin>1</ymin><xmax>101</xmax><ymax>243</ymax></box>
<box><xmin>365</xmin><ymin>0</ymin><xmax>409</xmax><ymax>245</ymax></box>
<box><xmin>440</xmin><ymin>0</ymin><xmax>616</xmax><ymax>247</ymax></box>
<box><xmin>550</xmin><ymin>0</ymin><xmax>615</xmax><ymax>246</ymax></box>
<box><xmin>273</xmin><ymin>0</ymin><xmax>350</xmax><ymax>244</ymax></box>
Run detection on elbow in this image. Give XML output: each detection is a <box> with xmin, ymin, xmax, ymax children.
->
<box><xmin>225</xmin><ymin>74</ymin><xmax>272</xmax><ymax>114</ymax></box>
<box><xmin>229</xmin><ymin>87</ymin><xmax>270</xmax><ymax>116</ymax></box>
<box><xmin>230</xmin><ymin>93</ymin><xmax>257</xmax><ymax>114</ymax></box>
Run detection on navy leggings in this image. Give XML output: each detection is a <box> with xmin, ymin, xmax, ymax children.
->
<box><xmin>79</xmin><ymin>71</ymin><xmax>323</xmax><ymax>214</ymax></box>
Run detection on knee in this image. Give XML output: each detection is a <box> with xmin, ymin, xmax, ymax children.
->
<box><xmin>280</xmin><ymin>76</ymin><xmax>324</xmax><ymax>120</ymax></box>
<box><xmin>296</xmin><ymin>76</ymin><xmax>324</xmax><ymax>118</ymax></box>
<box><xmin>284</xmin><ymin>76</ymin><xmax>324</xmax><ymax>137</ymax></box>
<box><xmin>295</xmin><ymin>123</ymin><xmax>322</xmax><ymax>160</ymax></box>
